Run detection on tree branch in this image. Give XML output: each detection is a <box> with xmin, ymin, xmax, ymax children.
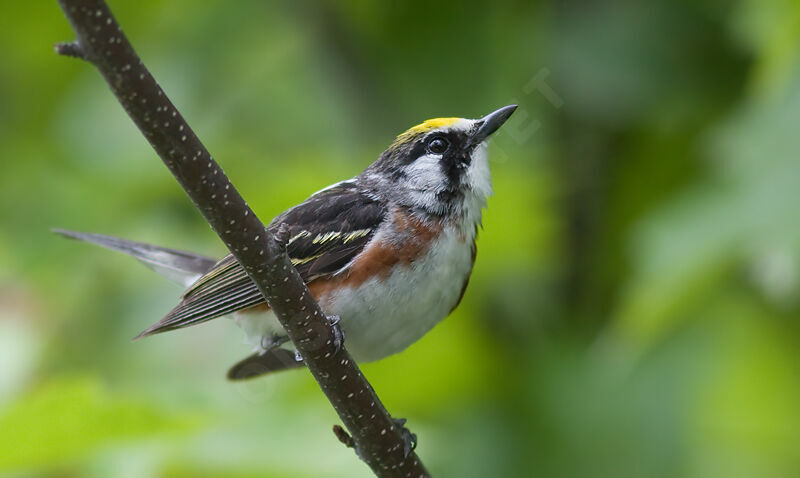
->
<box><xmin>54</xmin><ymin>1</ymin><xmax>429</xmax><ymax>476</ymax></box>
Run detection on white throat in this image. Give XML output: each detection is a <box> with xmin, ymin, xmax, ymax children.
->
<box><xmin>460</xmin><ymin>142</ymin><xmax>492</xmax><ymax>234</ymax></box>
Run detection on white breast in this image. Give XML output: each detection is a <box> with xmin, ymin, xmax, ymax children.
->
<box><xmin>326</xmin><ymin>225</ymin><xmax>475</xmax><ymax>362</ymax></box>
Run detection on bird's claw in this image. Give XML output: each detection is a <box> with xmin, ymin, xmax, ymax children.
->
<box><xmin>274</xmin><ymin>223</ymin><xmax>291</xmax><ymax>250</ymax></box>
<box><xmin>327</xmin><ymin>315</ymin><xmax>345</xmax><ymax>355</ymax></box>
<box><xmin>392</xmin><ymin>417</ymin><xmax>418</xmax><ymax>457</ymax></box>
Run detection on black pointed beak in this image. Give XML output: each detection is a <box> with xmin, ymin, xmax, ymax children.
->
<box><xmin>471</xmin><ymin>105</ymin><xmax>517</xmax><ymax>145</ymax></box>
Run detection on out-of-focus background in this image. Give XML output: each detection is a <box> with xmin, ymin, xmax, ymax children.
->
<box><xmin>2</xmin><ymin>1</ymin><xmax>799</xmax><ymax>477</ymax></box>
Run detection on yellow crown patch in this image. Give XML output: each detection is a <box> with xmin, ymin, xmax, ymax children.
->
<box><xmin>392</xmin><ymin>117</ymin><xmax>462</xmax><ymax>147</ymax></box>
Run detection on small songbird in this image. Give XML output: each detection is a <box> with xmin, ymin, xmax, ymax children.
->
<box><xmin>57</xmin><ymin>105</ymin><xmax>516</xmax><ymax>379</ymax></box>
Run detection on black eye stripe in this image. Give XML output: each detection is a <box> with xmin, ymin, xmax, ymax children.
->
<box><xmin>383</xmin><ymin>130</ymin><xmax>473</xmax><ymax>167</ymax></box>
<box><xmin>406</xmin><ymin>141</ymin><xmax>427</xmax><ymax>163</ymax></box>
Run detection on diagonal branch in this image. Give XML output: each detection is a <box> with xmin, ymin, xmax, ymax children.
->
<box><xmin>54</xmin><ymin>1</ymin><xmax>429</xmax><ymax>476</ymax></box>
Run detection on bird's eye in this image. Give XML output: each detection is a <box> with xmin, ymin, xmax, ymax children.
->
<box><xmin>426</xmin><ymin>136</ymin><xmax>449</xmax><ymax>155</ymax></box>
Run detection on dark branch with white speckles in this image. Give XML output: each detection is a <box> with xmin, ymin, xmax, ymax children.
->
<box><xmin>54</xmin><ymin>1</ymin><xmax>429</xmax><ymax>476</ymax></box>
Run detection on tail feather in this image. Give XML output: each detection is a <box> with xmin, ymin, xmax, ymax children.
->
<box><xmin>54</xmin><ymin>229</ymin><xmax>216</xmax><ymax>287</ymax></box>
<box><xmin>227</xmin><ymin>348</ymin><xmax>303</xmax><ymax>380</ymax></box>
<box><xmin>58</xmin><ymin>228</ymin><xmax>305</xmax><ymax>380</ymax></box>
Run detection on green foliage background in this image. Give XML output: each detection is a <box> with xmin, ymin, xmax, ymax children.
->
<box><xmin>1</xmin><ymin>1</ymin><xmax>799</xmax><ymax>477</ymax></box>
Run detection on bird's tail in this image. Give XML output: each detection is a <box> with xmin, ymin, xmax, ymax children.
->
<box><xmin>53</xmin><ymin>229</ymin><xmax>216</xmax><ymax>287</ymax></box>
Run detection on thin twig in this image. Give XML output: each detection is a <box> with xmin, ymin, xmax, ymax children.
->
<box><xmin>333</xmin><ymin>425</ymin><xmax>356</xmax><ymax>449</ymax></box>
<box><xmin>54</xmin><ymin>41</ymin><xmax>86</xmax><ymax>59</ymax></box>
<box><xmin>54</xmin><ymin>1</ymin><xmax>429</xmax><ymax>476</ymax></box>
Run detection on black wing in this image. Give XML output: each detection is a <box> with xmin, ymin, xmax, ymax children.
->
<box><xmin>136</xmin><ymin>181</ymin><xmax>387</xmax><ymax>337</ymax></box>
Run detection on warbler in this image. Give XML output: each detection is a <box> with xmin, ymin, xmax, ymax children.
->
<box><xmin>58</xmin><ymin>105</ymin><xmax>516</xmax><ymax>379</ymax></box>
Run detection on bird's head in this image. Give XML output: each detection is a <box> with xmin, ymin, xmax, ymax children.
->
<box><xmin>361</xmin><ymin>105</ymin><xmax>517</xmax><ymax>217</ymax></box>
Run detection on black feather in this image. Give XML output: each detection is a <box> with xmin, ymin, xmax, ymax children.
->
<box><xmin>227</xmin><ymin>348</ymin><xmax>303</xmax><ymax>380</ymax></box>
<box><xmin>53</xmin><ymin>229</ymin><xmax>216</xmax><ymax>283</ymax></box>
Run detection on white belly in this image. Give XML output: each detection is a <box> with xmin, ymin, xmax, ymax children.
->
<box><xmin>328</xmin><ymin>226</ymin><xmax>474</xmax><ymax>361</ymax></box>
<box><xmin>232</xmin><ymin>226</ymin><xmax>475</xmax><ymax>363</ymax></box>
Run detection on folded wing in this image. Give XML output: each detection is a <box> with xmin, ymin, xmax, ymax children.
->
<box><xmin>137</xmin><ymin>180</ymin><xmax>387</xmax><ymax>338</ymax></box>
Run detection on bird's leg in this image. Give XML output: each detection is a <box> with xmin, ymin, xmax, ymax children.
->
<box><xmin>259</xmin><ymin>333</ymin><xmax>288</xmax><ymax>354</ymax></box>
<box><xmin>392</xmin><ymin>417</ymin><xmax>418</xmax><ymax>458</ymax></box>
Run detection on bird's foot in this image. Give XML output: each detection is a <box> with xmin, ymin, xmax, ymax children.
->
<box><xmin>392</xmin><ymin>417</ymin><xmax>418</xmax><ymax>458</ymax></box>
<box><xmin>327</xmin><ymin>315</ymin><xmax>345</xmax><ymax>355</ymax></box>
<box><xmin>273</xmin><ymin>223</ymin><xmax>291</xmax><ymax>249</ymax></box>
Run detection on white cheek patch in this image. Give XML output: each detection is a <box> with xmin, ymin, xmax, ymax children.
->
<box><xmin>404</xmin><ymin>153</ymin><xmax>445</xmax><ymax>191</ymax></box>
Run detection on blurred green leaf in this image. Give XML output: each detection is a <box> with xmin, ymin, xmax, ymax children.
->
<box><xmin>1</xmin><ymin>0</ymin><xmax>799</xmax><ymax>476</ymax></box>
<box><xmin>0</xmin><ymin>377</ymin><xmax>201</xmax><ymax>471</ymax></box>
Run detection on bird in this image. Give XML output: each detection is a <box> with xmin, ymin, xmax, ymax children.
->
<box><xmin>56</xmin><ymin>105</ymin><xmax>517</xmax><ymax>380</ymax></box>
